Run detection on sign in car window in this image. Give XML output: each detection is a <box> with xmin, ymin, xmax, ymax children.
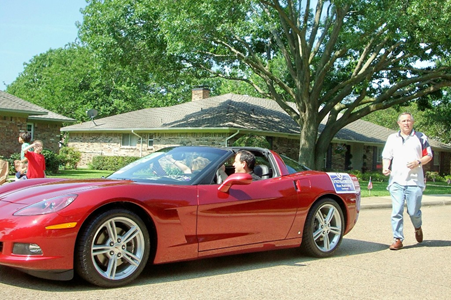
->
<box><xmin>327</xmin><ymin>173</ymin><xmax>356</xmax><ymax>193</ymax></box>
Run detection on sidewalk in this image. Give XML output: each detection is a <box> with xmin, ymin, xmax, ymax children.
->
<box><xmin>361</xmin><ymin>194</ymin><xmax>451</xmax><ymax>209</ymax></box>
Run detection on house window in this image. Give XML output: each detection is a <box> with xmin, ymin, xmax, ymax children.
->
<box><xmin>372</xmin><ymin>146</ymin><xmax>383</xmax><ymax>170</ymax></box>
<box><xmin>121</xmin><ymin>134</ymin><xmax>138</xmax><ymax>147</ymax></box>
<box><xmin>27</xmin><ymin>123</ymin><xmax>34</xmax><ymax>140</ymax></box>
<box><xmin>376</xmin><ymin>147</ymin><xmax>383</xmax><ymax>163</ymax></box>
<box><xmin>148</xmin><ymin>134</ymin><xmax>154</xmax><ymax>148</ymax></box>
<box><xmin>433</xmin><ymin>151</ymin><xmax>439</xmax><ymax>166</ymax></box>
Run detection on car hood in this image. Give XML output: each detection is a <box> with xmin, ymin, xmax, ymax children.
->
<box><xmin>0</xmin><ymin>178</ymin><xmax>133</xmax><ymax>207</ymax></box>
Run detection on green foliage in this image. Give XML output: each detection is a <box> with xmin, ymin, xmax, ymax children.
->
<box><xmin>42</xmin><ymin>150</ymin><xmax>61</xmax><ymax>175</ymax></box>
<box><xmin>1</xmin><ymin>153</ymin><xmax>20</xmax><ymax>175</ymax></box>
<box><xmin>6</xmin><ymin>44</ymin><xmax>158</xmax><ymax>122</ymax></box>
<box><xmin>90</xmin><ymin>156</ymin><xmax>140</xmax><ymax>171</ymax></box>
<box><xmin>418</xmin><ymin>95</ymin><xmax>451</xmax><ymax>144</ymax></box>
<box><xmin>3</xmin><ymin>151</ymin><xmax>60</xmax><ymax>176</ymax></box>
<box><xmin>426</xmin><ymin>171</ymin><xmax>443</xmax><ymax>182</ymax></box>
<box><xmin>349</xmin><ymin>170</ymin><xmax>387</xmax><ymax>182</ymax></box>
<box><xmin>7</xmin><ymin>0</ymin><xmax>451</xmax><ymax>170</ymax></box>
<box><xmin>362</xmin><ymin>99</ymin><xmax>451</xmax><ymax>145</ymax></box>
<box><xmin>77</xmin><ymin>0</ymin><xmax>224</xmax><ymax>109</ymax></box>
<box><xmin>57</xmin><ymin>147</ymin><xmax>82</xmax><ymax>170</ymax></box>
<box><xmin>362</xmin><ymin>107</ymin><xmax>401</xmax><ymax>130</ymax></box>
<box><xmin>5</xmin><ymin>43</ymin><xmax>233</xmax><ymax>124</ymax></box>
<box><xmin>147</xmin><ymin>0</ymin><xmax>451</xmax><ymax>168</ymax></box>
<box><xmin>232</xmin><ymin>135</ymin><xmax>271</xmax><ymax>148</ymax></box>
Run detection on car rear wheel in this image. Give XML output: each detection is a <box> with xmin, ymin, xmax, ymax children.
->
<box><xmin>301</xmin><ymin>198</ymin><xmax>344</xmax><ymax>258</ymax></box>
<box><xmin>75</xmin><ymin>209</ymin><xmax>150</xmax><ymax>287</ymax></box>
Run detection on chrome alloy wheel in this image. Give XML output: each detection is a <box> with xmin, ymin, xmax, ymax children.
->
<box><xmin>91</xmin><ymin>216</ymin><xmax>146</xmax><ymax>280</ymax></box>
<box><xmin>312</xmin><ymin>203</ymin><xmax>343</xmax><ymax>252</ymax></box>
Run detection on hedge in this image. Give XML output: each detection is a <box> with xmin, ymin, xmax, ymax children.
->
<box><xmin>2</xmin><ymin>149</ymin><xmax>60</xmax><ymax>176</ymax></box>
<box><xmin>90</xmin><ymin>156</ymin><xmax>140</xmax><ymax>171</ymax></box>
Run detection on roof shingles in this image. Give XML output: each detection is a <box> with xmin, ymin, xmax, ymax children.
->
<box><xmin>0</xmin><ymin>90</ymin><xmax>75</xmax><ymax>122</ymax></box>
<box><xmin>61</xmin><ymin>93</ymin><xmax>451</xmax><ymax>150</ymax></box>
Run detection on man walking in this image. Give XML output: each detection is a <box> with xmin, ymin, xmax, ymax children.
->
<box><xmin>382</xmin><ymin>112</ymin><xmax>433</xmax><ymax>250</ymax></box>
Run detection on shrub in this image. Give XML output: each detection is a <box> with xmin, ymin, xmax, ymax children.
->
<box><xmin>90</xmin><ymin>156</ymin><xmax>140</xmax><ymax>171</ymax></box>
<box><xmin>349</xmin><ymin>170</ymin><xmax>362</xmax><ymax>180</ymax></box>
<box><xmin>42</xmin><ymin>149</ymin><xmax>61</xmax><ymax>175</ymax></box>
<box><xmin>58</xmin><ymin>147</ymin><xmax>82</xmax><ymax>170</ymax></box>
<box><xmin>233</xmin><ymin>135</ymin><xmax>271</xmax><ymax>148</ymax></box>
<box><xmin>358</xmin><ymin>171</ymin><xmax>387</xmax><ymax>182</ymax></box>
<box><xmin>3</xmin><ymin>153</ymin><xmax>21</xmax><ymax>175</ymax></box>
<box><xmin>3</xmin><ymin>151</ymin><xmax>60</xmax><ymax>176</ymax></box>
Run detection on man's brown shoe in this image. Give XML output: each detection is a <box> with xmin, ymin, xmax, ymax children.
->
<box><xmin>415</xmin><ymin>227</ymin><xmax>423</xmax><ymax>243</ymax></box>
<box><xmin>389</xmin><ymin>239</ymin><xmax>403</xmax><ymax>250</ymax></box>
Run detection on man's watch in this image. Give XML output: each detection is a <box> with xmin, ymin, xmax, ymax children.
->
<box><xmin>417</xmin><ymin>160</ymin><xmax>422</xmax><ymax>166</ymax></box>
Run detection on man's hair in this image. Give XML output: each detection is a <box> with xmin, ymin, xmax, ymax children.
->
<box><xmin>19</xmin><ymin>131</ymin><xmax>32</xmax><ymax>143</ymax></box>
<box><xmin>237</xmin><ymin>150</ymin><xmax>256</xmax><ymax>170</ymax></box>
<box><xmin>398</xmin><ymin>112</ymin><xmax>414</xmax><ymax>122</ymax></box>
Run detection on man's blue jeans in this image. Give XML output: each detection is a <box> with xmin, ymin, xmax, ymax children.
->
<box><xmin>389</xmin><ymin>183</ymin><xmax>423</xmax><ymax>241</ymax></box>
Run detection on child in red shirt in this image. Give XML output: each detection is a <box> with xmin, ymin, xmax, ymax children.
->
<box><xmin>22</xmin><ymin>140</ymin><xmax>46</xmax><ymax>179</ymax></box>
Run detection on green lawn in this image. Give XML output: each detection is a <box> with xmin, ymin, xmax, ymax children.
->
<box><xmin>361</xmin><ymin>180</ymin><xmax>451</xmax><ymax>197</ymax></box>
<box><xmin>48</xmin><ymin>169</ymin><xmax>451</xmax><ymax>198</ymax></box>
<box><xmin>47</xmin><ymin>169</ymin><xmax>113</xmax><ymax>179</ymax></box>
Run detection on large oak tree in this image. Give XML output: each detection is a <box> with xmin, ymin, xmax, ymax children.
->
<box><xmin>80</xmin><ymin>0</ymin><xmax>451</xmax><ymax>168</ymax></box>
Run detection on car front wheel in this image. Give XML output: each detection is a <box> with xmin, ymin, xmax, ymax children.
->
<box><xmin>75</xmin><ymin>209</ymin><xmax>150</xmax><ymax>287</ymax></box>
<box><xmin>301</xmin><ymin>198</ymin><xmax>344</xmax><ymax>258</ymax></box>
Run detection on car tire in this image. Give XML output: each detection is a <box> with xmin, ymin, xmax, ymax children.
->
<box><xmin>300</xmin><ymin>198</ymin><xmax>344</xmax><ymax>258</ymax></box>
<box><xmin>75</xmin><ymin>208</ymin><xmax>150</xmax><ymax>288</ymax></box>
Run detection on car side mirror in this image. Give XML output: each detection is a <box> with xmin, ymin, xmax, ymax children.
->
<box><xmin>218</xmin><ymin>173</ymin><xmax>253</xmax><ymax>193</ymax></box>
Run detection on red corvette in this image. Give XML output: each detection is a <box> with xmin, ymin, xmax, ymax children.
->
<box><xmin>0</xmin><ymin>146</ymin><xmax>360</xmax><ymax>287</ymax></box>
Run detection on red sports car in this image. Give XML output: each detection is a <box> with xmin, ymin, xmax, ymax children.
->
<box><xmin>0</xmin><ymin>146</ymin><xmax>360</xmax><ymax>287</ymax></box>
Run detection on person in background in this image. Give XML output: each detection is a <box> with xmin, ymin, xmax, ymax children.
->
<box><xmin>14</xmin><ymin>131</ymin><xmax>32</xmax><ymax>180</ymax></box>
<box><xmin>233</xmin><ymin>150</ymin><xmax>261</xmax><ymax>181</ymax></box>
<box><xmin>22</xmin><ymin>140</ymin><xmax>46</xmax><ymax>179</ymax></box>
<box><xmin>382</xmin><ymin>112</ymin><xmax>433</xmax><ymax>250</ymax></box>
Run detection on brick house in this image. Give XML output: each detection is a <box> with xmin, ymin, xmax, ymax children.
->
<box><xmin>61</xmin><ymin>88</ymin><xmax>451</xmax><ymax>174</ymax></box>
<box><xmin>0</xmin><ymin>91</ymin><xmax>75</xmax><ymax>158</ymax></box>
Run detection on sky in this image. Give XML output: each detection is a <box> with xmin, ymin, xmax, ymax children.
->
<box><xmin>0</xmin><ymin>0</ymin><xmax>87</xmax><ymax>91</ymax></box>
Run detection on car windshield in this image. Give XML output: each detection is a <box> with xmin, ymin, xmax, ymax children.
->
<box><xmin>108</xmin><ymin>147</ymin><xmax>229</xmax><ymax>185</ymax></box>
<box><xmin>280</xmin><ymin>154</ymin><xmax>310</xmax><ymax>174</ymax></box>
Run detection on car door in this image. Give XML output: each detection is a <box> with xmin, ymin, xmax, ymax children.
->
<box><xmin>196</xmin><ymin>178</ymin><xmax>299</xmax><ymax>252</ymax></box>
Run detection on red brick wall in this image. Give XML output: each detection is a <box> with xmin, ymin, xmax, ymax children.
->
<box><xmin>272</xmin><ymin>137</ymin><xmax>299</xmax><ymax>160</ymax></box>
<box><xmin>0</xmin><ymin>115</ymin><xmax>28</xmax><ymax>157</ymax></box>
<box><xmin>0</xmin><ymin>114</ymin><xmax>62</xmax><ymax>158</ymax></box>
<box><xmin>32</xmin><ymin>121</ymin><xmax>62</xmax><ymax>153</ymax></box>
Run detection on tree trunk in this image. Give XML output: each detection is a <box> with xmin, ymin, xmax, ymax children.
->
<box><xmin>298</xmin><ymin>116</ymin><xmax>318</xmax><ymax>169</ymax></box>
<box><xmin>314</xmin><ymin>135</ymin><xmax>332</xmax><ymax>171</ymax></box>
<box><xmin>314</xmin><ymin>124</ymin><xmax>339</xmax><ymax>170</ymax></box>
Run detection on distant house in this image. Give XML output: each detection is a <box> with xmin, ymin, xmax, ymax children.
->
<box><xmin>0</xmin><ymin>91</ymin><xmax>75</xmax><ymax>157</ymax></box>
<box><xmin>61</xmin><ymin>88</ymin><xmax>451</xmax><ymax>174</ymax></box>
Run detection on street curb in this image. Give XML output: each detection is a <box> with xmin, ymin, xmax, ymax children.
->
<box><xmin>360</xmin><ymin>197</ymin><xmax>451</xmax><ymax>210</ymax></box>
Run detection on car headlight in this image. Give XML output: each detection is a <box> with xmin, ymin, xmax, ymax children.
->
<box><xmin>14</xmin><ymin>194</ymin><xmax>78</xmax><ymax>216</ymax></box>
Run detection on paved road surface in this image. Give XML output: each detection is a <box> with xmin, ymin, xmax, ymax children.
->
<box><xmin>0</xmin><ymin>202</ymin><xmax>450</xmax><ymax>299</ymax></box>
